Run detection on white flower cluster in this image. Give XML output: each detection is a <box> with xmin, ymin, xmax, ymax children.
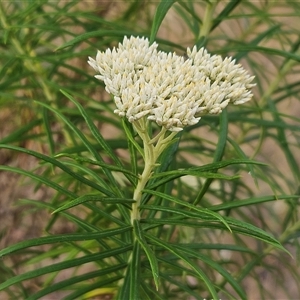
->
<box><xmin>88</xmin><ymin>36</ymin><xmax>255</xmax><ymax>132</ymax></box>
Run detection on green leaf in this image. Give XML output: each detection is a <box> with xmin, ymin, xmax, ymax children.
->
<box><xmin>143</xmin><ymin>189</ymin><xmax>232</xmax><ymax>232</ymax></box>
<box><xmin>194</xmin><ymin>109</ymin><xmax>228</xmax><ymax>205</ymax></box>
<box><xmin>0</xmin><ymin>119</ymin><xmax>42</xmax><ymax>144</ymax></box>
<box><xmin>145</xmin><ymin>233</ymin><xmax>219</xmax><ymax>300</ymax></box>
<box><xmin>158</xmin><ymin>170</ymin><xmax>238</xmax><ymax>180</ymax></box>
<box><xmin>52</xmin><ymin>194</ymin><xmax>135</xmax><ymax>213</ymax></box>
<box><xmin>218</xmin><ymin>45</ymin><xmax>300</xmax><ymax>62</ymax></box>
<box><xmin>26</xmin><ymin>264</ymin><xmax>126</xmax><ymax>300</ymax></box>
<box><xmin>211</xmin><ymin>0</ymin><xmax>242</xmax><ymax>31</ymax></box>
<box><xmin>122</xmin><ymin>118</ymin><xmax>144</xmax><ymax>158</ymax></box>
<box><xmin>0</xmin><ymin>165</ymin><xmax>74</xmax><ymax>198</ymax></box>
<box><xmin>55</xmin><ymin>30</ymin><xmax>133</xmax><ymax>51</ymax></box>
<box><xmin>268</xmin><ymin>97</ymin><xmax>300</xmax><ymax>182</ymax></box>
<box><xmin>0</xmin><ymin>245</ymin><xmax>132</xmax><ymax>291</ymax></box>
<box><xmin>0</xmin><ymin>144</ymin><xmax>115</xmax><ymax>197</ymax></box>
<box><xmin>63</xmin><ymin>275</ymin><xmax>122</xmax><ymax>300</ymax></box>
<box><xmin>227</xmin><ymin>136</ymin><xmax>258</xmax><ymax>187</ymax></box>
<box><xmin>224</xmin><ymin>217</ymin><xmax>289</xmax><ymax>254</ymax></box>
<box><xmin>158</xmin><ymin>272</ymin><xmax>202</xmax><ymax>299</ymax></box>
<box><xmin>161</xmin><ymin>243</ymin><xmax>256</xmax><ymax>255</ymax></box>
<box><xmin>116</xmin><ymin>260</ymin><xmax>131</xmax><ymax>300</ymax></box>
<box><xmin>34</xmin><ymin>100</ymin><xmax>122</xmax><ymax>195</ymax></box>
<box><xmin>141</xmin><ymin>204</ymin><xmax>228</xmax><ymax>224</ymax></box>
<box><xmin>140</xmin><ymin>281</ymin><xmax>165</xmax><ymax>300</ymax></box>
<box><xmin>42</xmin><ymin>107</ymin><xmax>55</xmax><ymax>155</ymax></box>
<box><xmin>173</xmin><ymin>244</ymin><xmax>246</xmax><ymax>299</ymax></box>
<box><xmin>152</xmin><ymin>159</ymin><xmax>263</xmax><ymax>179</ymax></box>
<box><xmin>150</xmin><ymin>0</ymin><xmax>177</xmax><ymax>43</ymax></box>
<box><xmin>208</xmin><ymin>195</ymin><xmax>300</xmax><ymax>212</ymax></box>
<box><xmin>60</xmin><ymin>89</ymin><xmax>124</xmax><ymax>168</ymax></box>
<box><xmin>148</xmin><ymin>158</ymin><xmax>264</xmax><ymax>190</ymax></box>
<box><xmin>143</xmin><ymin>215</ymin><xmax>288</xmax><ymax>255</ymax></box>
<box><xmin>129</xmin><ymin>241</ymin><xmax>142</xmax><ymax>300</ymax></box>
<box><xmin>55</xmin><ymin>153</ymin><xmax>138</xmax><ymax>186</ymax></box>
<box><xmin>234</xmin><ymin>24</ymin><xmax>281</xmax><ymax>61</ymax></box>
<box><xmin>155</xmin><ymin>133</ymin><xmax>182</xmax><ymax>174</ymax></box>
<box><xmin>133</xmin><ymin>220</ymin><xmax>159</xmax><ymax>290</ymax></box>
<box><xmin>0</xmin><ymin>226</ymin><xmax>132</xmax><ymax>257</ymax></box>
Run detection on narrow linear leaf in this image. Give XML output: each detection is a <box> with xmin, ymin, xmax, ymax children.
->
<box><xmin>234</xmin><ymin>24</ymin><xmax>281</xmax><ymax>61</ymax></box>
<box><xmin>152</xmin><ymin>158</ymin><xmax>264</xmax><ymax>179</ymax></box>
<box><xmin>42</xmin><ymin>107</ymin><xmax>55</xmax><ymax>155</ymax></box>
<box><xmin>158</xmin><ymin>272</ymin><xmax>202</xmax><ymax>299</ymax></box>
<box><xmin>122</xmin><ymin>118</ymin><xmax>144</xmax><ymax>158</ymax></box>
<box><xmin>211</xmin><ymin>0</ymin><xmax>242</xmax><ymax>31</ymax></box>
<box><xmin>227</xmin><ymin>136</ymin><xmax>258</xmax><ymax>186</ymax></box>
<box><xmin>0</xmin><ymin>245</ymin><xmax>132</xmax><ymax>291</ymax></box>
<box><xmin>194</xmin><ymin>109</ymin><xmax>228</xmax><ymax>205</ymax></box>
<box><xmin>55</xmin><ymin>152</ymin><xmax>138</xmax><ymax>183</ymax></box>
<box><xmin>52</xmin><ymin>195</ymin><xmax>135</xmax><ymax>214</ymax></box>
<box><xmin>129</xmin><ymin>241</ymin><xmax>142</xmax><ymax>300</ymax></box>
<box><xmin>150</xmin><ymin>0</ymin><xmax>177</xmax><ymax>43</ymax></box>
<box><xmin>133</xmin><ymin>220</ymin><xmax>159</xmax><ymax>290</ymax></box>
<box><xmin>154</xmin><ymin>133</ymin><xmax>182</xmax><ymax>174</ymax></box>
<box><xmin>55</xmin><ymin>29</ymin><xmax>133</xmax><ymax>51</ymax></box>
<box><xmin>0</xmin><ymin>226</ymin><xmax>132</xmax><ymax>257</ymax></box>
<box><xmin>143</xmin><ymin>189</ymin><xmax>232</xmax><ymax>232</ymax></box>
<box><xmin>60</xmin><ymin>89</ymin><xmax>124</xmax><ymax>168</ymax></box>
<box><xmin>218</xmin><ymin>45</ymin><xmax>300</xmax><ymax>62</ymax></box>
<box><xmin>0</xmin><ymin>119</ymin><xmax>42</xmax><ymax>144</ymax></box>
<box><xmin>208</xmin><ymin>195</ymin><xmax>300</xmax><ymax>211</ymax></box>
<box><xmin>34</xmin><ymin>100</ymin><xmax>121</xmax><ymax>195</ymax></box>
<box><xmin>128</xmin><ymin>135</ymin><xmax>138</xmax><ymax>185</ymax></box>
<box><xmin>142</xmin><ymin>217</ymin><xmax>288</xmax><ymax>255</ymax></box>
<box><xmin>145</xmin><ymin>233</ymin><xmax>219</xmax><ymax>300</ymax></box>
<box><xmin>20</xmin><ymin>197</ymin><xmax>128</xmax><ymax>229</ymax></box>
<box><xmin>116</xmin><ymin>258</ymin><xmax>131</xmax><ymax>300</ymax></box>
<box><xmin>148</xmin><ymin>158</ymin><xmax>264</xmax><ymax>190</ymax></box>
<box><xmin>161</xmin><ymin>243</ymin><xmax>256</xmax><ymax>255</ymax></box>
<box><xmin>26</xmin><ymin>264</ymin><xmax>127</xmax><ymax>300</ymax></box>
<box><xmin>64</xmin><ymin>275</ymin><xmax>122</xmax><ymax>300</ymax></box>
<box><xmin>0</xmin><ymin>165</ymin><xmax>74</xmax><ymax>198</ymax></box>
<box><xmin>224</xmin><ymin>217</ymin><xmax>289</xmax><ymax>254</ymax></box>
<box><xmin>141</xmin><ymin>205</ymin><xmax>228</xmax><ymax>225</ymax></box>
<box><xmin>174</xmin><ymin>244</ymin><xmax>246</xmax><ymax>299</ymax></box>
<box><xmin>0</xmin><ymin>144</ymin><xmax>115</xmax><ymax>197</ymax></box>
<box><xmin>140</xmin><ymin>281</ymin><xmax>164</xmax><ymax>300</ymax></box>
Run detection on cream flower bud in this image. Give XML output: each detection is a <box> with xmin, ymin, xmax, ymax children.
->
<box><xmin>89</xmin><ymin>36</ymin><xmax>255</xmax><ymax>132</ymax></box>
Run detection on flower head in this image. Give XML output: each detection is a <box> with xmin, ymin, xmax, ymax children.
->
<box><xmin>88</xmin><ymin>36</ymin><xmax>255</xmax><ymax>131</ymax></box>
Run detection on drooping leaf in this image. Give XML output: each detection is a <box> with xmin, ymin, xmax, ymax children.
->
<box><xmin>145</xmin><ymin>233</ymin><xmax>219</xmax><ymax>300</ymax></box>
<box><xmin>0</xmin><ymin>245</ymin><xmax>132</xmax><ymax>291</ymax></box>
<box><xmin>143</xmin><ymin>189</ymin><xmax>232</xmax><ymax>232</ymax></box>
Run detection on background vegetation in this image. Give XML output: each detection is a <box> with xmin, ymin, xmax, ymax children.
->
<box><xmin>0</xmin><ymin>0</ymin><xmax>299</xmax><ymax>299</ymax></box>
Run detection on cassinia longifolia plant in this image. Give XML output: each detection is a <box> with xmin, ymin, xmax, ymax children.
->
<box><xmin>88</xmin><ymin>36</ymin><xmax>255</xmax><ymax>225</ymax></box>
<box><xmin>1</xmin><ymin>2</ymin><xmax>299</xmax><ymax>299</ymax></box>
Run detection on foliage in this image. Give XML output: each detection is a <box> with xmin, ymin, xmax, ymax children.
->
<box><xmin>0</xmin><ymin>0</ymin><xmax>300</xmax><ymax>299</ymax></box>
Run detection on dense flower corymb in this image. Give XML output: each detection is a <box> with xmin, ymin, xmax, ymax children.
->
<box><xmin>88</xmin><ymin>36</ymin><xmax>255</xmax><ymax>132</ymax></box>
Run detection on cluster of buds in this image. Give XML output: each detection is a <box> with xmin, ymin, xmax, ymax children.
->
<box><xmin>88</xmin><ymin>36</ymin><xmax>255</xmax><ymax>132</ymax></box>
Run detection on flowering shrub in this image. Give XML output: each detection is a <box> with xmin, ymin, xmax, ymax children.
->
<box><xmin>0</xmin><ymin>1</ymin><xmax>299</xmax><ymax>299</ymax></box>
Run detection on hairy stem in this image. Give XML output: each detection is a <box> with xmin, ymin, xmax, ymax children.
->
<box><xmin>130</xmin><ymin>119</ymin><xmax>177</xmax><ymax>224</ymax></box>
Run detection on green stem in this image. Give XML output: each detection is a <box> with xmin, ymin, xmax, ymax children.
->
<box><xmin>131</xmin><ymin>119</ymin><xmax>156</xmax><ymax>224</ymax></box>
<box><xmin>130</xmin><ymin>119</ymin><xmax>177</xmax><ymax>224</ymax></box>
<box><xmin>198</xmin><ymin>1</ymin><xmax>218</xmax><ymax>40</ymax></box>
